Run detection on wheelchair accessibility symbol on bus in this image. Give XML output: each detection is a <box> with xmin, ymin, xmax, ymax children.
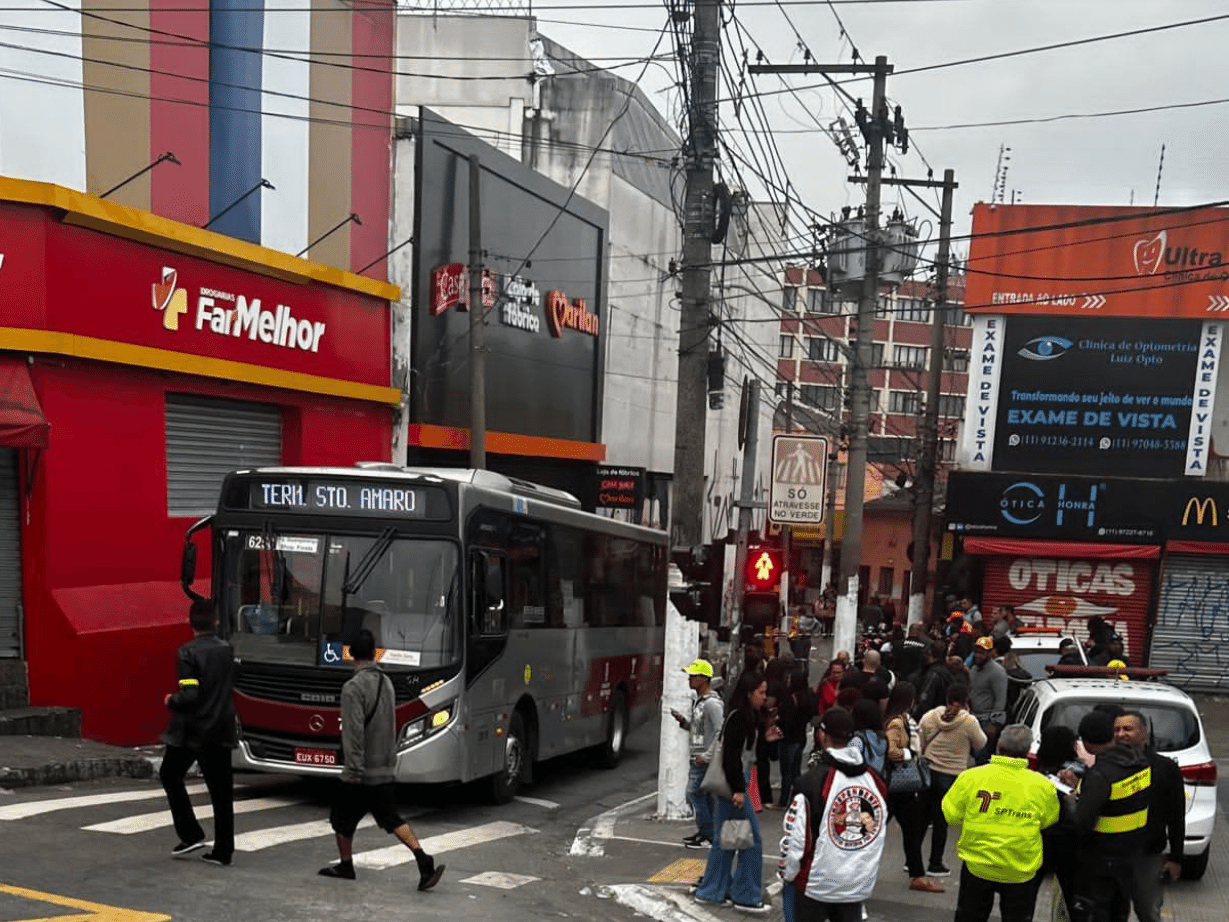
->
<box><xmin>320</xmin><ymin>641</ymin><xmax>346</xmax><ymax>666</ymax></box>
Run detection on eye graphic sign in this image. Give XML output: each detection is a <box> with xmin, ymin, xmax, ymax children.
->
<box><xmin>990</xmin><ymin>316</ymin><xmax>1216</xmax><ymax>478</ymax></box>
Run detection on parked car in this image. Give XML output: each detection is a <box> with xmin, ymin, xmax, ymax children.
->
<box><xmin>1006</xmin><ymin>631</ymin><xmax>1087</xmax><ymax>681</ymax></box>
<box><xmin>1011</xmin><ymin>676</ymin><xmax>1216</xmax><ymax>880</ymax></box>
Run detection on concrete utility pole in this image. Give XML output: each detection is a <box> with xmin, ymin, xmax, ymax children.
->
<box><xmin>729</xmin><ymin>377</ymin><xmax>763</xmax><ymax>680</ymax></box>
<box><xmin>820</xmin><ymin>449</ymin><xmax>840</xmax><ymax>589</ymax></box>
<box><xmin>833</xmin><ymin>56</ymin><xmax>892</xmax><ymax>658</ymax></box>
<box><xmin>778</xmin><ymin>383</ymin><xmax>793</xmax><ymax>639</ymax></box>
<box><xmin>908</xmin><ymin>169</ymin><xmax>957</xmax><ymax>626</ymax></box>
<box><xmin>468</xmin><ymin>154</ymin><xmax>487</xmax><ymax>469</ymax></box>
<box><xmin>746</xmin><ymin>58</ymin><xmax>894</xmax><ymax>657</ymax></box>
<box><xmin>671</xmin><ymin>0</ymin><xmax>722</xmax><ymax>547</ymax></box>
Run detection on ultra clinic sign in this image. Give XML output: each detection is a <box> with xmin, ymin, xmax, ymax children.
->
<box><xmin>965</xmin><ymin>203</ymin><xmax>1229</xmax><ymax>319</ymax></box>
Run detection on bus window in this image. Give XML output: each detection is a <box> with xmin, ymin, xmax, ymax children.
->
<box><xmin>472</xmin><ymin>551</ymin><xmax>507</xmax><ymax>636</ymax></box>
<box><xmin>508</xmin><ymin>524</ymin><xmax>545</xmax><ymax>628</ymax></box>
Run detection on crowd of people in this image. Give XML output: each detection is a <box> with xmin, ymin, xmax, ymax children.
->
<box><xmin>674</xmin><ymin>598</ymin><xmax>1182</xmax><ymax>922</ymax></box>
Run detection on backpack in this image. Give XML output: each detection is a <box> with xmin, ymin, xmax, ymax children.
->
<box><xmin>851</xmin><ymin>729</ymin><xmax>888</xmax><ymax>777</ymax></box>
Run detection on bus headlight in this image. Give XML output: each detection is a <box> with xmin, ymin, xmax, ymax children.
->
<box><xmin>398</xmin><ymin>700</ymin><xmax>455</xmax><ymax>750</ymax></box>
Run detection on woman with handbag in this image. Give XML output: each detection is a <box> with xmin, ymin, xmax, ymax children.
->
<box><xmin>694</xmin><ymin>670</ymin><xmax>781</xmax><ymax>914</ymax></box>
<box><xmin>917</xmin><ymin>683</ymin><xmax>986</xmax><ymax>876</ymax></box>
<box><xmin>884</xmin><ymin>681</ymin><xmax>945</xmax><ymax>894</ymax></box>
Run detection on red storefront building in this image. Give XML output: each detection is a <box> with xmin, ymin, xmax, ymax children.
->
<box><xmin>0</xmin><ymin>179</ymin><xmax>399</xmax><ymax>744</ymax></box>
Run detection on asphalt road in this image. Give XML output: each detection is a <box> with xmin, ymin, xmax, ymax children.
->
<box><xmin>0</xmin><ymin>728</ymin><xmax>666</xmax><ymax>922</ymax></box>
<box><xmin>2</xmin><ymin>696</ymin><xmax>1228</xmax><ymax>922</ymax></box>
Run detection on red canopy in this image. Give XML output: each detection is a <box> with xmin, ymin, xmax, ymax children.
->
<box><xmin>0</xmin><ymin>355</ymin><xmax>49</xmax><ymax>447</ymax></box>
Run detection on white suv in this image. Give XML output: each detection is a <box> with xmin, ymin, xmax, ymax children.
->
<box><xmin>1011</xmin><ymin>677</ymin><xmax>1217</xmax><ymax>880</ymax></box>
<box><xmin>1005</xmin><ymin>631</ymin><xmax>1087</xmax><ymax>681</ymax></box>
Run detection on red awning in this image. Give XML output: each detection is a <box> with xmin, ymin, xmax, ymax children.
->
<box><xmin>1167</xmin><ymin>540</ymin><xmax>1229</xmax><ymax>556</ymax></box>
<box><xmin>0</xmin><ymin>356</ymin><xmax>49</xmax><ymax>448</ymax></box>
<box><xmin>962</xmin><ymin>537</ymin><xmax>1160</xmax><ymax>560</ymax></box>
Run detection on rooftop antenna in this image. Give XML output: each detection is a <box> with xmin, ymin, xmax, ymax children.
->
<box><xmin>1153</xmin><ymin>143</ymin><xmax>1166</xmax><ymax>207</ymax></box>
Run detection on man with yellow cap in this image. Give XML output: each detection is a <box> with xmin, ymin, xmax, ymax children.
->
<box><xmin>672</xmin><ymin>659</ymin><xmax>725</xmax><ymax>848</ymax></box>
<box><xmin>969</xmin><ymin>636</ymin><xmax>1007</xmax><ymax>765</ymax></box>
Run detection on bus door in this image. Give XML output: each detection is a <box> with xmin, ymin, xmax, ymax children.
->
<box><xmin>466</xmin><ymin>549</ymin><xmax>507</xmax><ymax>780</ymax></box>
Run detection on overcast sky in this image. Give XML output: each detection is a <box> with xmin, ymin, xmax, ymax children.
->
<box><xmin>535</xmin><ymin>0</ymin><xmax>1229</xmax><ymax>255</ymax></box>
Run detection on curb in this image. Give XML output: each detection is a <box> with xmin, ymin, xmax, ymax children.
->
<box><xmin>570</xmin><ymin>790</ymin><xmax>657</xmax><ymax>857</ymax></box>
<box><xmin>0</xmin><ymin>756</ymin><xmax>154</xmax><ymax>789</ymax></box>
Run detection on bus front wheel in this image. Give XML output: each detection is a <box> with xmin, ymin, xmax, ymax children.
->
<box><xmin>491</xmin><ymin>711</ymin><xmax>527</xmax><ymax>804</ymax></box>
<box><xmin>597</xmin><ymin>690</ymin><xmax>627</xmax><ymax>769</ymax></box>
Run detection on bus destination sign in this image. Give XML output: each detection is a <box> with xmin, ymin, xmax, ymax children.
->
<box><xmin>245</xmin><ymin>480</ymin><xmax>444</xmax><ymax>518</ymax></box>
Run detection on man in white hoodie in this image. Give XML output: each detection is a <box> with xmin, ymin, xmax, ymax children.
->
<box><xmin>781</xmin><ymin>707</ymin><xmax>888</xmax><ymax>922</ymax></box>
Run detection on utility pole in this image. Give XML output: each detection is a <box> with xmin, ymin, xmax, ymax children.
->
<box><xmin>820</xmin><ymin>449</ymin><xmax>840</xmax><ymax>589</ymax></box>
<box><xmin>778</xmin><ymin>383</ymin><xmax>793</xmax><ymax>649</ymax></box>
<box><xmin>834</xmin><ymin>55</ymin><xmax>892</xmax><ymax>658</ymax></box>
<box><xmin>468</xmin><ymin>154</ymin><xmax>487</xmax><ymax>469</ymax></box>
<box><xmin>671</xmin><ymin>0</ymin><xmax>721</xmax><ymax>548</ymax></box>
<box><xmin>747</xmin><ymin>56</ymin><xmax>894</xmax><ymax>657</ymax></box>
<box><xmin>909</xmin><ymin>169</ymin><xmax>957</xmax><ymax>627</ymax></box>
<box><xmin>729</xmin><ymin>377</ymin><xmax>762</xmax><ymax>680</ymax></box>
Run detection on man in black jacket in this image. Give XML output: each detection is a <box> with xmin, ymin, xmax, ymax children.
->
<box><xmin>160</xmin><ymin>599</ymin><xmax>237</xmax><ymax>866</ymax></box>
<box><xmin>913</xmin><ymin>641</ymin><xmax>954</xmax><ymax>719</ymax></box>
<box><xmin>1063</xmin><ymin>710</ymin><xmax>1153</xmax><ymax>922</ymax></box>
<box><xmin>1112</xmin><ymin>711</ymin><xmax>1184</xmax><ymax>922</ymax></box>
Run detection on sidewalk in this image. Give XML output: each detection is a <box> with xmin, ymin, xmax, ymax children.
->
<box><xmin>576</xmin><ymin>789</ymin><xmax>1220</xmax><ymax>922</ymax></box>
<box><xmin>0</xmin><ymin>736</ymin><xmax>155</xmax><ymax>788</ymax></box>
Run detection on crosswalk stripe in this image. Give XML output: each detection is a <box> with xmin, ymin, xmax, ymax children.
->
<box><xmin>84</xmin><ymin>797</ymin><xmax>299</xmax><ymax>834</ymax></box>
<box><xmin>0</xmin><ymin>784</ymin><xmax>210</xmax><ymax>821</ymax></box>
<box><xmin>236</xmin><ymin>816</ymin><xmax>377</xmax><ymax>852</ymax></box>
<box><xmin>353</xmin><ymin>820</ymin><xmax>536</xmax><ymax>870</ymax></box>
<box><xmin>234</xmin><ymin>807</ymin><xmax>428</xmax><ymax>852</ymax></box>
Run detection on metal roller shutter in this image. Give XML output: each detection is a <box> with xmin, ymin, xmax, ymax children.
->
<box><xmin>979</xmin><ymin>553</ymin><xmax>1154</xmax><ymax>664</ymax></box>
<box><xmin>1151</xmin><ymin>555</ymin><xmax>1229</xmax><ymax>691</ymax></box>
<box><xmin>0</xmin><ymin>449</ymin><xmax>20</xmax><ymax>657</ymax></box>
<box><xmin>166</xmin><ymin>395</ymin><xmax>282</xmax><ymax>517</ymax></box>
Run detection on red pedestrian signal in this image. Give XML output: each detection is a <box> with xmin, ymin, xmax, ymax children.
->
<box><xmin>745</xmin><ymin>547</ymin><xmax>782</xmax><ymax>592</ymax></box>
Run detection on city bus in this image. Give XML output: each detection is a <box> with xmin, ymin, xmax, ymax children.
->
<box><xmin>180</xmin><ymin>464</ymin><xmax>667</xmax><ymax>801</ymax></box>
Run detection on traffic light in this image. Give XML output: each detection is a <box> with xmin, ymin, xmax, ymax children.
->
<box><xmin>745</xmin><ymin>546</ymin><xmax>783</xmax><ymax>593</ymax></box>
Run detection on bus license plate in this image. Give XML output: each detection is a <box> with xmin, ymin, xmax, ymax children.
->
<box><xmin>293</xmin><ymin>747</ymin><xmax>338</xmax><ymax>766</ymax></box>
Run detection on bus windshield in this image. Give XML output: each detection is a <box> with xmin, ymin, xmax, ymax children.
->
<box><xmin>220</xmin><ymin>529</ymin><xmax>461</xmax><ymax>669</ymax></box>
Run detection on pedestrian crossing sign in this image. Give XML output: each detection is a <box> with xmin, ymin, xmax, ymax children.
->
<box><xmin>769</xmin><ymin>435</ymin><xmax>829</xmax><ymax>525</ymax></box>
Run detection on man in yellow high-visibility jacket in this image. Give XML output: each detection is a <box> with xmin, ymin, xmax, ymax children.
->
<box><xmin>942</xmin><ymin>724</ymin><xmax>1061</xmax><ymax>922</ymax></box>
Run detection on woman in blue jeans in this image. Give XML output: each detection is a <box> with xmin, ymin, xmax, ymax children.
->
<box><xmin>695</xmin><ymin>670</ymin><xmax>781</xmax><ymax>913</ymax></box>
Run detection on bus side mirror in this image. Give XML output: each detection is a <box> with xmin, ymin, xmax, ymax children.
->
<box><xmin>181</xmin><ymin>516</ymin><xmax>211</xmax><ymax>602</ymax></box>
<box><xmin>181</xmin><ymin>543</ymin><xmax>197</xmax><ymax>595</ymax></box>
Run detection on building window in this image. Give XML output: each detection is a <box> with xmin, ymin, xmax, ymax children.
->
<box><xmin>943</xmin><ymin>349</ymin><xmax>970</xmax><ymax>372</ymax></box>
<box><xmin>888</xmin><ymin>390</ymin><xmax>921</xmax><ymax>414</ymax></box>
<box><xmin>947</xmin><ymin>304</ymin><xmax>971</xmax><ymax>326</ymax></box>
<box><xmin>849</xmin><ymin>341</ymin><xmax>885</xmax><ymax>367</ymax></box>
<box><xmin>875</xmin><ymin>296</ymin><xmax>890</xmax><ymax>319</ymax></box>
<box><xmin>898</xmin><ymin>298</ymin><xmax>931</xmax><ymax>323</ymax></box>
<box><xmin>939</xmin><ymin>440</ymin><xmax>957</xmax><ymax>462</ymax></box>
<box><xmin>782</xmin><ymin>286</ymin><xmax>798</xmax><ymax>312</ymax></box>
<box><xmin>800</xmin><ymin>384</ymin><xmax>840</xmax><ymax>411</ymax></box>
<box><xmin>939</xmin><ymin>394</ymin><xmax>966</xmax><ymax>418</ymax></box>
<box><xmin>808</xmin><ymin>337</ymin><xmax>840</xmax><ymax>362</ymax></box>
<box><xmin>807</xmin><ymin>288</ymin><xmax>835</xmax><ymax>314</ymax></box>
<box><xmin>779</xmin><ymin>335</ymin><xmax>794</xmax><ymax>358</ymax></box>
<box><xmin>892</xmin><ymin>345</ymin><xmax>928</xmax><ymax>369</ymax></box>
<box><xmin>877</xmin><ymin>567</ymin><xmax>894</xmax><ymax>597</ymax></box>
<box><xmin>166</xmin><ymin>394</ymin><xmax>282</xmax><ymax>516</ymax></box>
